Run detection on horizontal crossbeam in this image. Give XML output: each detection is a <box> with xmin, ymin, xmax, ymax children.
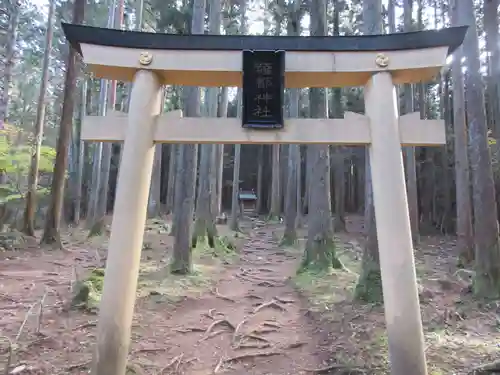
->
<box><xmin>62</xmin><ymin>23</ymin><xmax>467</xmax><ymax>87</ymax></box>
<box><xmin>81</xmin><ymin>110</ymin><xmax>445</xmax><ymax>146</ymax></box>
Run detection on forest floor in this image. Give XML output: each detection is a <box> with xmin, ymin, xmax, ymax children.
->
<box><xmin>0</xmin><ymin>215</ymin><xmax>499</xmax><ymax>375</ymax></box>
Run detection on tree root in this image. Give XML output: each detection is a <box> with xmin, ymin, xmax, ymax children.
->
<box><xmin>469</xmin><ymin>360</ymin><xmax>500</xmax><ymax>374</ymax></box>
<box><xmin>199</xmin><ymin>319</ymin><xmax>235</xmax><ymax>342</ymax></box>
<box><xmin>201</xmin><ymin>329</ymin><xmax>227</xmax><ymax>341</ymax></box>
<box><xmin>204</xmin><ymin>309</ymin><xmax>224</xmax><ymax>320</ymax></box>
<box><xmin>283</xmin><ymin>342</ymin><xmax>306</xmax><ymax>349</ymax></box>
<box><xmin>245</xmin><ymin>294</ymin><xmax>263</xmax><ymax>300</ymax></box>
<box><xmin>299</xmin><ymin>363</ymin><xmax>364</xmax><ymax>374</ymax></box>
<box><xmin>253</xmin><ymin>300</ymin><xmax>286</xmax><ymax>314</ymax></box>
<box><xmin>213</xmin><ymin>357</ymin><xmax>224</xmax><ymax>373</ymax></box>
<box><xmin>241</xmin><ymin>333</ymin><xmax>270</xmax><ymax>343</ymax></box>
<box><xmin>73</xmin><ymin>321</ymin><xmax>97</xmax><ymax>331</ymax></box>
<box><xmin>262</xmin><ymin>321</ymin><xmax>281</xmax><ymax>329</ymax></box>
<box><xmin>257</xmin><ymin>280</ymin><xmax>284</xmax><ymax>287</ymax></box>
<box><xmin>173</xmin><ymin>327</ymin><xmax>205</xmax><ymax>333</ymax></box>
<box><xmin>211</xmin><ymin>288</ymin><xmax>235</xmax><ymax>303</ymax></box>
<box><xmin>251</xmin><ymin>327</ymin><xmax>278</xmax><ymax>335</ymax></box>
<box><xmin>274</xmin><ymin>296</ymin><xmax>295</xmax><ymax>304</ymax></box>
<box><xmin>131</xmin><ymin>347</ymin><xmax>167</xmax><ymax>355</ymax></box>
<box><xmin>225</xmin><ymin>350</ymin><xmax>283</xmax><ymax>363</ymax></box>
<box><xmin>159</xmin><ymin>353</ymin><xmax>184</xmax><ymax>374</ymax></box>
<box><xmin>65</xmin><ymin>361</ymin><xmax>91</xmax><ymax>371</ymax></box>
<box><xmin>234</xmin><ymin>342</ymin><xmax>271</xmax><ymax>350</ymax></box>
<box><xmin>232</xmin><ymin>318</ymin><xmax>248</xmax><ymax>343</ymax></box>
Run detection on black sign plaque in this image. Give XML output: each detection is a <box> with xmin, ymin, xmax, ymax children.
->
<box><xmin>242</xmin><ymin>50</ymin><xmax>285</xmax><ymax>129</ymax></box>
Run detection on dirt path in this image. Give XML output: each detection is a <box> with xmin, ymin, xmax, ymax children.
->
<box><xmin>137</xmin><ymin>221</ymin><xmax>324</xmax><ymax>375</ymax></box>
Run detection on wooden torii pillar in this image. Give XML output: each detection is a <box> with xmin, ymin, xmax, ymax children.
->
<box><xmin>62</xmin><ymin>23</ymin><xmax>467</xmax><ymax>375</ymax></box>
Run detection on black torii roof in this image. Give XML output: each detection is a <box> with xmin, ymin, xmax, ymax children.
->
<box><xmin>61</xmin><ymin>22</ymin><xmax>467</xmax><ymax>57</ymax></box>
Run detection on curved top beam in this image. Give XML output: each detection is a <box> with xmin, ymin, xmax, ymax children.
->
<box><xmin>62</xmin><ymin>23</ymin><xmax>467</xmax><ymax>57</ymax></box>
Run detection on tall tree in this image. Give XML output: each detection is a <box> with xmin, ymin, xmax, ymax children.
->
<box><xmin>300</xmin><ymin>0</ymin><xmax>342</xmax><ymax>272</ymax></box>
<box><xmin>23</xmin><ymin>0</ymin><xmax>56</xmax><ymax>236</ymax></box>
<box><xmin>331</xmin><ymin>0</ymin><xmax>346</xmax><ymax>232</ymax></box>
<box><xmin>229</xmin><ymin>0</ymin><xmax>246</xmax><ymax>232</ymax></box>
<box><xmin>193</xmin><ymin>0</ymin><xmax>220</xmax><ymax>246</ymax></box>
<box><xmin>40</xmin><ymin>0</ymin><xmax>85</xmax><ymax>246</ymax></box>
<box><xmin>282</xmin><ymin>0</ymin><xmax>301</xmax><ymax>245</ymax></box>
<box><xmin>73</xmin><ymin>80</ymin><xmax>87</xmax><ymax>225</ymax></box>
<box><xmin>450</xmin><ymin>0</ymin><xmax>474</xmax><ymax>265</ymax></box>
<box><xmin>354</xmin><ymin>0</ymin><xmax>383</xmax><ymax>302</ymax></box>
<box><xmin>458</xmin><ymin>0</ymin><xmax>500</xmax><ymax>298</ymax></box>
<box><xmin>170</xmin><ymin>0</ymin><xmax>204</xmax><ymax>274</ymax></box>
<box><xmin>0</xmin><ymin>0</ymin><xmax>19</xmax><ymax>132</ymax></box>
<box><xmin>484</xmin><ymin>0</ymin><xmax>500</xmax><ymax>136</ymax></box>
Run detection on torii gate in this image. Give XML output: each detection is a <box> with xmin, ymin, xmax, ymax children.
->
<box><xmin>62</xmin><ymin>24</ymin><xmax>467</xmax><ymax>375</ymax></box>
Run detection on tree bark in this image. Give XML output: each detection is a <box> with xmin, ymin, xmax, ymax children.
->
<box><xmin>270</xmin><ymin>144</ymin><xmax>281</xmax><ymax>218</ymax></box>
<box><xmin>457</xmin><ymin>0</ymin><xmax>500</xmax><ymax>298</ymax></box>
<box><xmin>193</xmin><ymin>0</ymin><xmax>220</xmax><ymax>245</ymax></box>
<box><xmin>301</xmin><ymin>0</ymin><xmax>341</xmax><ymax>272</ymax></box>
<box><xmin>165</xmin><ymin>144</ymin><xmax>176</xmax><ymax>214</ymax></box>
<box><xmin>170</xmin><ymin>0</ymin><xmax>205</xmax><ymax>274</ymax></box>
<box><xmin>23</xmin><ymin>0</ymin><xmax>55</xmax><ymax>236</ymax></box>
<box><xmin>0</xmin><ymin>0</ymin><xmax>19</xmax><ymax>129</ymax></box>
<box><xmin>40</xmin><ymin>0</ymin><xmax>85</xmax><ymax>246</ymax></box>
<box><xmin>74</xmin><ymin>80</ymin><xmax>87</xmax><ymax>225</ymax></box>
<box><xmin>354</xmin><ymin>0</ymin><xmax>383</xmax><ymax>303</ymax></box>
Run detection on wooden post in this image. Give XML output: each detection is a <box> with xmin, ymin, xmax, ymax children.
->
<box><xmin>93</xmin><ymin>70</ymin><xmax>162</xmax><ymax>375</ymax></box>
<box><xmin>365</xmin><ymin>72</ymin><xmax>427</xmax><ymax>375</ymax></box>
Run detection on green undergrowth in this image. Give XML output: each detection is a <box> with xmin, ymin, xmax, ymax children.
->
<box><xmin>71</xmin><ymin>268</ymin><xmax>105</xmax><ymax>312</ymax></box>
<box><xmin>71</xmin><ymin>224</ymin><xmax>242</xmax><ymax>309</ymax></box>
<box><xmin>292</xmin><ymin>246</ymin><xmax>360</xmax><ymax>312</ymax></box>
<box><xmin>299</xmin><ymin>237</ymin><xmax>345</xmax><ymax>273</ymax></box>
<box><xmin>139</xmin><ymin>232</ymin><xmax>240</xmax><ymax>303</ymax></box>
<box><xmin>280</xmin><ymin>231</ymin><xmax>298</xmax><ymax>247</ymax></box>
<box><xmin>266</xmin><ymin>215</ymin><xmax>281</xmax><ymax>224</ymax></box>
<box><xmin>194</xmin><ymin>234</ymin><xmax>238</xmax><ymax>263</ymax></box>
<box><xmin>354</xmin><ymin>258</ymin><xmax>383</xmax><ymax>304</ymax></box>
<box><xmin>138</xmin><ymin>262</ymin><xmax>214</xmax><ymax>303</ymax></box>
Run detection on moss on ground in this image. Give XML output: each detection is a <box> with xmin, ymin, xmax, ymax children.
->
<box><xmin>71</xmin><ymin>268</ymin><xmax>105</xmax><ymax>312</ymax></box>
<box><xmin>280</xmin><ymin>230</ymin><xmax>298</xmax><ymax>247</ymax></box>
<box><xmin>194</xmin><ymin>234</ymin><xmax>237</xmax><ymax>263</ymax></box>
<box><xmin>299</xmin><ymin>237</ymin><xmax>344</xmax><ymax>274</ymax></box>
<box><xmin>354</xmin><ymin>259</ymin><xmax>383</xmax><ymax>304</ymax></box>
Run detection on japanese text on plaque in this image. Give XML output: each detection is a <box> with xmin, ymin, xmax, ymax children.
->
<box><xmin>253</xmin><ymin>62</ymin><xmax>274</xmax><ymax>119</ymax></box>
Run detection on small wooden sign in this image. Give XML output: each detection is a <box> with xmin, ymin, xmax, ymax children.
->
<box><xmin>242</xmin><ymin>50</ymin><xmax>285</xmax><ymax>129</ymax></box>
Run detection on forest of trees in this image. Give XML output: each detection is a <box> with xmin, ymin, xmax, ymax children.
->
<box><xmin>3</xmin><ymin>0</ymin><xmax>500</xmax><ymax>373</ymax></box>
<box><xmin>1</xmin><ymin>0</ymin><xmax>500</xmax><ymax>297</ymax></box>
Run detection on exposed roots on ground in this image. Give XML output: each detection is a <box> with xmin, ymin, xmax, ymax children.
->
<box><xmin>211</xmin><ymin>287</ymin><xmax>235</xmax><ymax>303</ymax></box>
<box><xmin>72</xmin><ymin>321</ymin><xmax>97</xmax><ymax>331</ymax></box>
<box><xmin>298</xmin><ymin>363</ymin><xmax>365</xmax><ymax>374</ymax></box>
<box><xmin>65</xmin><ymin>360</ymin><xmax>91</xmax><ymax>371</ymax></box>
<box><xmin>469</xmin><ymin>360</ymin><xmax>500</xmax><ymax>375</ymax></box>
<box><xmin>159</xmin><ymin>353</ymin><xmax>184</xmax><ymax>374</ymax></box>
<box><xmin>232</xmin><ymin>318</ymin><xmax>248</xmax><ymax>343</ymax></box>
<box><xmin>214</xmin><ymin>351</ymin><xmax>284</xmax><ymax>373</ymax></box>
<box><xmin>225</xmin><ymin>350</ymin><xmax>283</xmax><ymax>363</ymax></box>
<box><xmin>273</xmin><ymin>296</ymin><xmax>295</xmax><ymax>304</ymax></box>
<box><xmin>253</xmin><ymin>299</ymin><xmax>287</xmax><ymax>314</ymax></box>
<box><xmin>234</xmin><ymin>272</ymin><xmax>285</xmax><ymax>287</ymax></box>
<box><xmin>199</xmin><ymin>319</ymin><xmax>235</xmax><ymax>342</ymax></box>
<box><xmin>234</xmin><ymin>341</ymin><xmax>271</xmax><ymax>350</ymax></box>
<box><xmin>131</xmin><ymin>347</ymin><xmax>167</xmax><ymax>355</ymax></box>
<box><xmin>204</xmin><ymin>308</ymin><xmax>225</xmax><ymax>320</ymax></box>
<box><xmin>245</xmin><ymin>293</ymin><xmax>263</xmax><ymax>300</ymax></box>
